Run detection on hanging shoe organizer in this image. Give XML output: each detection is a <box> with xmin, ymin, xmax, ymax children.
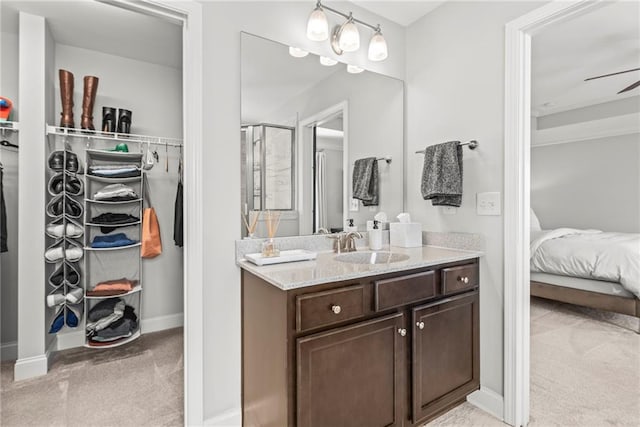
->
<box><xmin>45</xmin><ymin>144</ymin><xmax>85</xmax><ymax>334</ymax></box>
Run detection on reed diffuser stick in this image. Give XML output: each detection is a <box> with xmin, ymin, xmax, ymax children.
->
<box><xmin>241</xmin><ymin>211</ymin><xmax>260</xmax><ymax>236</ymax></box>
<box><xmin>265</xmin><ymin>210</ymin><xmax>281</xmax><ymax>238</ymax></box>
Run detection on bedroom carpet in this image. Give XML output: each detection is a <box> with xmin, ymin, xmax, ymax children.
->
<box><xmin>0</xmin><ymin>327</ymin><xmax>183</xmax><ymax>426</ymax></box>
<box><xmin>427</xmin><ymin>297</ymin><xmax>640</xmax><ymax>426</ymax></box>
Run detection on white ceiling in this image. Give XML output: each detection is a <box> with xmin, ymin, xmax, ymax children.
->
<box><xmin>352</xmin><ymin>1</ymin><xmax>446</xmax><ymax>27</ymax></box>
<box><xmin>1</xmin><ymin>1</ymin><xmax>182</xmax><ymax>69</ymax></box>
<box><xmin>532</xmin><ymin>1</ymin><xmax>640</xmax><ymax>115</ymax></box>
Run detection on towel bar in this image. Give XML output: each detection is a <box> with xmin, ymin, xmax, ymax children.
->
<box><xmin>415</xmin><ymin>140</ymin><xmax>478</xmax><ymax>154</ymax></box>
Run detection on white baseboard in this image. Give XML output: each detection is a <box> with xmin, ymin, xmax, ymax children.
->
<box><xmin>14</xmin><ymin>353</ymin><xmax>49</xmax><ymax>381</ymax></box>
<box><xmin>141</xmin><ymin>312</ymin><xmax>184</xmax><ymax>334</ymax></box>
<box><xmin>204</xmin><ymin>407</ymin><xmax>242</xmax><ymax>426</ymax></box>
<box><xmin>467</xmin><ymin>386</ymin><xmax>504</xmax><ymax>422</ymax></box>
<box><xmin>1</xmin><ymin>341</ymin><xmax>18</xmax><ymax>361</ymax></box>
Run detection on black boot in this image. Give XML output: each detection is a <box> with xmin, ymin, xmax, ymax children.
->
<box><xmin>102</xmin><ymin>107</ymin><xmax>117</xmax><ymax>133</ymax></box>
<box><xmin>117</xmin><ymin>109</ymin><xmax>132</xmax><ymax>134</ymax></box>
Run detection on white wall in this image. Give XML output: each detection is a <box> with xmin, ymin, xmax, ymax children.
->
<box><xmin>0</xmin><ymin>29</ymin><xmax>19</xmax><ymax>359</ymax></box>
<box><xmin>531</xmin><ymin>134</ymin><xmax>640</xmax><ymax>232</ymax></box>
<box><xmin>405</xmin><ymin>0</ymin><xmax>543</xmax><ymax>402</ymax></box>
<box><xmin>200</xmin><ymin>1</ymin><xmax>406</xmax><ymax>422</ymax></box>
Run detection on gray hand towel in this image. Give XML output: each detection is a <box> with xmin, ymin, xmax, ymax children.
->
<box><xmin>421</xmin><ymin>141</ymin><xmax>463</xmax><ymax>207</ymax></box>
<box><xmin>352</xmin><ymin>157</ymin><xmax>379</xmax><ymax>206</ymax></box>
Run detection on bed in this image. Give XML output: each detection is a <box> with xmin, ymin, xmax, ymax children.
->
<box><xmin>528</xmin><ymin>210</ymin><xmax>640</xmax><ymax>326</ymax></box>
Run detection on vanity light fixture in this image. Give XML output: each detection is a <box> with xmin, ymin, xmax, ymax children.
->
<box><xmin>306</xmin><ymin>0</ymin><xmax>388</xmax><ymax>62</ymax></box>
<box><xmin>289</xmin><ymin>47</ymin><xmax>309</xmax><ymax>58</ymax></box>
<box><xmin>320</xmin><ymin>56</ymin><xmax>338</xmax><ymax>66</ymax></box>
<box><xmin>347</xmin><ymin>65</ymin><xmax>364</xmax><ymax>74</ymax></box>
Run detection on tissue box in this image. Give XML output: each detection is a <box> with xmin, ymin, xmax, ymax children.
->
<box><xmin>390</xmin><ymin>223</ymin><xmax>422</xmax><ymax>248</ymax></box>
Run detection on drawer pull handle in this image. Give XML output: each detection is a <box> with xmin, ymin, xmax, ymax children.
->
<box><xmin>398</xmin><ymin>328</ymin><xmax>407</xmax><ymax>337</ymax></box>
<box><xmin>331</xmin><ymin>305</ymin><xmax>342</xmax><ymax>314</ymax></box>
<box><xmin>416</xmin><ymin>321</ymin><xmax>425</xmax><ymax>330</ymax></box>
<box><xmin>458</xmin><ymin>276</ymin><xmax>469</xmax><ymax>284</ymax></box>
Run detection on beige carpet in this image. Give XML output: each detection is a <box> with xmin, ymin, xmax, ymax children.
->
<box><xmin>428</xmin><ymin>297</ymin><xmax>640</xmax><ymax>426</ymax></box>
<box><xmin>0</xmin><ymin>327</ymin><xmax>183</xmax><ymax>427</ymax></box>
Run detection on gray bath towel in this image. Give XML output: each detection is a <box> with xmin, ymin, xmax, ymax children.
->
<box><xmin>352</xmin><ymin>157</ymin><xmax>379</xmax><ymax>206</ymax></box>
<box><xmin>421</xmin><ymin>141</ymin><xmax>463</xmax><ymax>207</ymax></box>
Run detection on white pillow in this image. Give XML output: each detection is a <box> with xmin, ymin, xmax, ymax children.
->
<box><xmin>530</xmin><ymin>208</ymin><xmax>542</xmax><ymax>231</ymax></box>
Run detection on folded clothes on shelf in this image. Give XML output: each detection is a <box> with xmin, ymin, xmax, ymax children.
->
<box><xmin>91</xmin><ymin>306</ymin><xmax>138</xmax><ymax>342</ymax></box>
<box><xmin>90</xmin><ymin>213</ymin><xmax>140</xmax><ymax>233</ymax></box>
<box><xmin>87</xmin><ymin>299</ymin><xmax>125</xmax><ymax>333</ymax></box>
<box><xmin>91</xmin><ymin>233</ymin><xmax>138</xmax><ymax>248</ymax></box>
<box><xmin>88</xmin><ymin>164</ymin><xmax>141</xmax><ymax>178</ymax></box>
<box><xmin>93</xmin><ymin>183</ymin><xmax>138</xmax><ymax>201</ymax></box>
<box><xmin>86</xmin><ymin>298</ymin><xmax>138</xmax><ymax>344</ymax></box>
<box><xmin>86</xmin><ymin>278</ymin><xmax>138</xmax><ymax>297</ymax></box>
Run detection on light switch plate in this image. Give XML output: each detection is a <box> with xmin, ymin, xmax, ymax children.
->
<box><xmin>477</xmin><ymin>192</ymin><xmax>501</xmax><ymax>215</ymax></box>
<box><xmin>349</xmin><ymin>198</ymin><xmax>359</xmax><ymax>212</ymax></box>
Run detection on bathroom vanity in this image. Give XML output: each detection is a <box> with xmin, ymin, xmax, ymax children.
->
<box><xmin>240</xmin><ymin>246</ymin><xmax>480</xmax><ymax>427</ymax></box>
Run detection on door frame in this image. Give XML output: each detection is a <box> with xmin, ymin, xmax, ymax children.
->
<box><xmin>103</xmin><ymin>0</ymin><xmax>204</xmax><ymax>424</ymax></box>
<box><xmin>298</xmin><ymin>101</ymin><xmax>349</xmax><ymax>235</ymax></box>
<box><xmin>503</xmin><ymin>1</ymin><xmax>604</xmax><ymax>426</ymax></box>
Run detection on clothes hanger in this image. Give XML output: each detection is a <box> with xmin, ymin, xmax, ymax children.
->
<box><xmin>178</xmin><ymin>144</ymin><xmax>183</xmax><ymax>184</ymax></box>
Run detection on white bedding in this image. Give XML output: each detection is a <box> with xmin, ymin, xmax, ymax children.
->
<box><xmin>530</xmin><ymin>228</ymin><xmax>640</xmax><ymax>299</ymax></box>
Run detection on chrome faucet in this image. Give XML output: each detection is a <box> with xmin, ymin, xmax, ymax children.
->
<box><xmin>327</xmin><ymin>231</ymin><xmax>363</xmax><ymax>253</ymax></box>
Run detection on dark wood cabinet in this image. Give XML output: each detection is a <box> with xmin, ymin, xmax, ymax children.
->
<box><xmin>297</xmin><ymin>313</ymin><xmax>404</xmax><ymax>427</ymax></box>
<box><xmin>242</xmin><ymin>258</ymin><xmax>480</xmax><ymax>427</ymax></box>
<box><xmin>411</xmin><ymin>292</ymin><xmax>479</xmax><ymax>423</ymax></box>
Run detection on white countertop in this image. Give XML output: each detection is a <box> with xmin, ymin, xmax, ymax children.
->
<box><xmin>237</xmin><ymin>245</ymin><xmax>482</xmax><ymax>290</ymax></box>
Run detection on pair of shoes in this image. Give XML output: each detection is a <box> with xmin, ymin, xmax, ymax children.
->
<box><xmin>46</xmin><ymin>288</ymin><xmax>84</xmax><ymax>307</ymax></box>
<box><xmin>47</xmin><ymin>151</ymin><xmax>81</xmax><ymax>173</ymax></box>
<box><xmin>102</xmin><ymin>107</ymin><xmax>132</xmax><ymax>134</ymax></box>
<box><xmin>45</xmin><ymin>240</ymin><xmax>83</xmax><ymax>263</ymax></box>
<box><xmin>58</xmin><ymin>70</ymin><xmax>99</xmax><ymax>130</ymax></box>
<box><xmin>47</xmin><ymin>173</ymin><xmax>84</xmax><ymax>196</ymax></box>
<box><xmin>48</xmin><ymin>262</ymin><xmax>80</xmax><ymax>288</ymax></box>
<box><xmin>46</xmin><ymin>194</ymin><xmax>84</xmax><ymax>218</ymax></box>
<box><xmin>46</xmin><ymin>221</ymin><xmax>84</xmax><ymax>239</ymax></box>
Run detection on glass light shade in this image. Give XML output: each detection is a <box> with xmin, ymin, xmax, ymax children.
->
<box><xmin>368</xmin><ymin>31</ymin><xmax>388</xmax><ymax>61</ymax></box>
<box><xmin>338</xmin><ymin>19</ymin><xmax>360</xmax><ymax>52</ymax></box>
<box><xmin>289</xmin><ymin>47</ymin><xmax>309</xmax><ymax>58</ymax></box>
<box><xmin>320</xmin><ymin>56</ymin><xmax>338</xmax><ymax>66</ymax></box>
<box><xmin>347</xmin><ymin>64</ymin><xmax>364</xmax><ymax>74</ymax></box>
<box><xmin>307</xmin><ymin>7</ymin><xmax>329</xmax><ymax>41</ymax></box>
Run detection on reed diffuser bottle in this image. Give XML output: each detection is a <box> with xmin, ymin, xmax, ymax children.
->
<box><xmin>262</xmin><ymin>210</ymin><xmax>281</xmax><ymax>257</ymax></box>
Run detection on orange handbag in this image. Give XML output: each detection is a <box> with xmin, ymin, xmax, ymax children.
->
<box><xmin>141</xmin><ymin>178</ymin><xmax>162</xmax><ymax>258</ymax></box>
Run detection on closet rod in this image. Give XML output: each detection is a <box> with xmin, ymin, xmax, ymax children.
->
<box><xmin>415</xmin><ymin>140</ymin><xmax>478</xmax><ymax>154</ymax></box>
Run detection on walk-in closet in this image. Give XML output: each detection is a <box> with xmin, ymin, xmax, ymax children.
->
<box><xmin>1</xmin><ymin>1</ymin><xmax>185</xmax><ymax>422</ymax></box>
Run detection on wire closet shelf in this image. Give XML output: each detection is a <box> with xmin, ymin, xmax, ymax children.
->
<box><xmin>46</xmin><ymin>125</ymin><xmax>183</xmax><ymax>148</ymax></box>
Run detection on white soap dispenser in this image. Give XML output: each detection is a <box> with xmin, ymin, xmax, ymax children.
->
<box><xmin>369</xmin><ymin>220</ymin><xmax>383</xmax><ymax>250</ymax></box>
<box><xmin>345</xmin><ymin>218</ymin><xmax>358</xmax><ymax>232</ymax></box>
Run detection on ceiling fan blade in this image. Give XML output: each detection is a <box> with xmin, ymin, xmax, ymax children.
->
<box><xmin>585</xmin><ymin>67</ymin><xmax>640</xmax><ymax>81</ymax></box>
<box><xmin>617</xmin><ymin>80</ymin><xmax>640</xmax><ymax>94</ymax></box>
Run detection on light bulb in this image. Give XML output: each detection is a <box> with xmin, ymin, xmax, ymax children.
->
<box><xmin>289</xmin><ymin>47</ymin><xmax>309</xmax><ymax>58</ymax></box>
<box><xmin>306</xmin><ymin>5</ymin><xmax>329</xmax><ymax>41</ymax></box>
<box><xmin>338</xmin><ymin>16</ymin><xmax>360</xmax><ymax>52</ymax></box>
<box><xmin>368</xmin><ymin>29</ymin><xmax>388</xmax><ymax>61</ymax></box>
<box><xmin>320</xmin><ymin>56</ymin><xmax>338</xmax><ymax>66</ymax></box>
<box><xmin>347</xmin><ymin>64</ymin><xmax>364</xmax><ymax>74</ymax></box>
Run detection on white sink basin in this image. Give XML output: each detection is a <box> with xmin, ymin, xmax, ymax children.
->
<box><xmin>335</xmin><ymin>251</ymin><xmax>410</xmax><ymax>265</ymax></box>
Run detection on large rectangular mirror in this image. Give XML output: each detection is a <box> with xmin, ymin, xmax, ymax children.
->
<box><xmin>241</xmin><ymin>32</ymin><xmax>404</xmax><ymax>237</ymax></box>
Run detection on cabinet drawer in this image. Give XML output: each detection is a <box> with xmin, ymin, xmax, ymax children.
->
<box><xmin>374</xmin><ymin>271</ymin><xmax>436</xmax><ymax>311</ymax></box>
<box><xmin>296</xmin><ymin>285</ymin><xmax>366</xmax><ymax>332</ymax></box>
<box><xmin>441</xmin><ymin>264</ymin><xmax>478</xmax><ymax>294</ymax></box>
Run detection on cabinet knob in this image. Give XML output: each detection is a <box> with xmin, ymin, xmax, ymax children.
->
<box><xmin>416</xmin><ymin>321</ymin><xmax>425</xmax><ymax>330</ymax></box>
<box><xmin>331</xmin><ymin>305</ymin><xmax>341</xmax><ymax>314</ymax></box>
<box><xmin>398</xmin><ymin>328</ymin><xmax>407</xmax><ymax>337</ymax></box>
<box><xmin>458</xmin><ymin>276</ymin><xmax>469</xmax><ymax>284</ymax></box>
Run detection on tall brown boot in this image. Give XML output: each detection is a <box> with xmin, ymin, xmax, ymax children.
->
<box><xmin>81</xmin><ymin>76</ymin><xmax>99</xmax><ymax>130</ymax></box>
<box><xmin>59</xmin><ymin>69</ymin><xmax>74</xmax><ymax>128</ymax></box>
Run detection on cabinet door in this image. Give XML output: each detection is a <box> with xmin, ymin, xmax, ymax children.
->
<box><xmin>297</xmin><ymin>313</ymin><xmax>405</xmax><ymax>427</ymax></box>
<box><xmin>411</xmin><ymin>291</ymin><xmax>479</xmax><ymax>423</ymax></box>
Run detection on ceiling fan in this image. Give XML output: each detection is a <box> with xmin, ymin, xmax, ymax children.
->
<box><xmin>584</xmin><ymin>67</ymin><xmax>640</xmax><ymax>94</ymax></box>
